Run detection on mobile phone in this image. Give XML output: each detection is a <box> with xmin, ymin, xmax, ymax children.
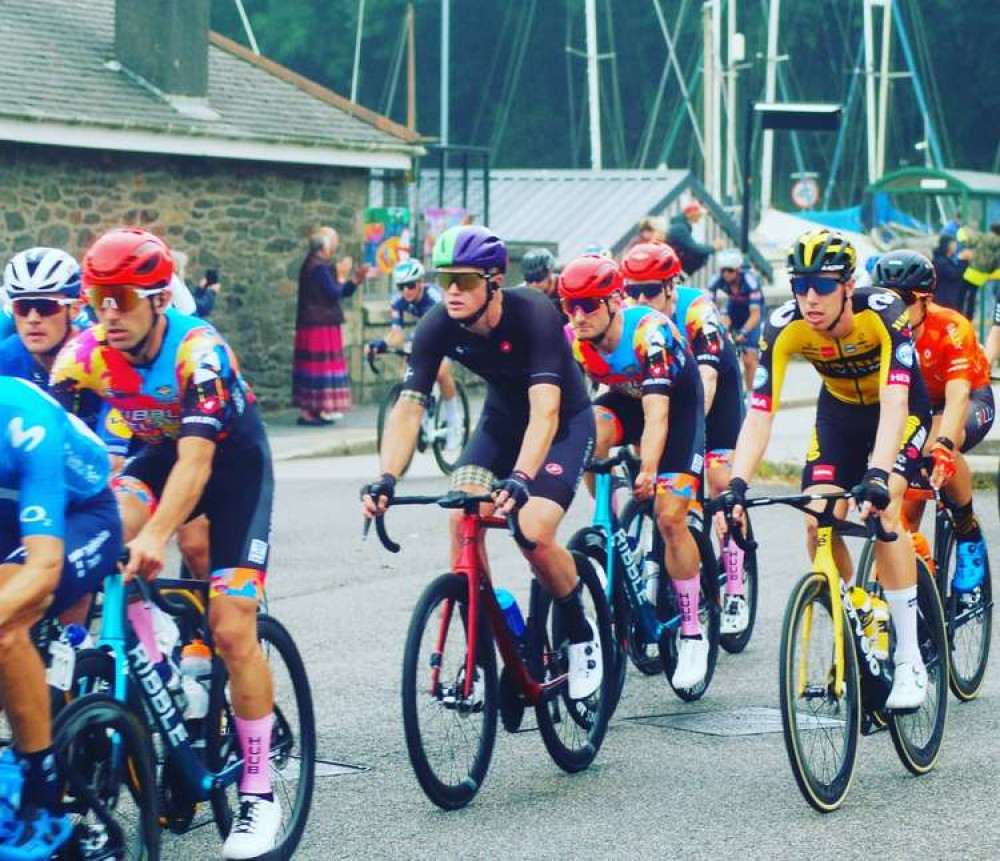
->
<box><xmin>205</xmin><ymin>269</ymin><xmax>219</xmax><ymax>285</ymax></box>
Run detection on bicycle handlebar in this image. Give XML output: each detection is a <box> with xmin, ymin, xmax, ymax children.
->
<box><xmin>363</xmin><ymin>490</ymin><xmax>537</xmax><ymax>553</ymax></box>
<box><xmin>366</xmin><ymin>345</ymin><xmax>409</xmax><ymax>376</ymax></box>
<box><xmin>117</xmin><ymin>550</ymin><xmax>206</xmax><ymax>623</ymax></box>
<box><xmin>585</xmin><ymin>447</ymin><xmax>641</xmax><ymax>476</ymax></box>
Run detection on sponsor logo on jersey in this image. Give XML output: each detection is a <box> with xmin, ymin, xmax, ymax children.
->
<box><xmin>248</xmin><ymin>539</ymin><xmax>269</xmax><ymax>566</ymax></box>
<box><xmin>820</xmin><ymin>346</ymin><xmax>836</xmax><ymax>358</ymax></box>
<box><xmin>7</xmin><ymin>418</ymin><xmax>45</xmax><ymax>452</ymax></box>
<box><xmin>156</xmin><ymin>385</ymin><xmax>174</xmax><ymax>398</ymax></box>
<box><xmin>752</xmin><ymin>366</ymin><xmax>768</xmax><ymax>390</ymax></box>
<box><xmin>888</xmin><ymin>370</ymin><xmax>911</xmax><ymax>385</ymax></box>
<box><xmin>544</xmin><ymin>462</ymin><xmax>564</xmax><ymax>477</ymax></box>
<box><xmin>895</xmin><ymin>343</ymin><xmax>915</xmax><ymax>367</ymax></box>
<box><xmin>750</xmin><ymin>392</ymin><xmax>772</xmax><ymax>411</ymax></box>
<box><xmin>843</xmin><ymin>343</ymin><xmax>857</xmax><ymax>353</ymax></box>
<box><xmin>867</xmin><ymin>291</ymin><xmax>896</xmax><ymax>311</ymax></box>
<box><xmin>811</xmin><ymin>464</ymin><xmax>836</xmax><ymax>482</ymax></box>
<box><xmin>769</xmin><ymin>300</ymin><xmax>797</xmax><ymax>328</ymax></box>
<box><xmin>104</xmin><ymin>411</ymin><xmax>131</xmax><ymax>439</ymax></box>
<box><xmin>499</xmin><ymin>341</ymin><xmax>513</xmax><ymax>354</ymax></box>
<box><xmin>805</xmin><ymin>429</ymin><xmax>820</xmax><ymax>462</ymax></box>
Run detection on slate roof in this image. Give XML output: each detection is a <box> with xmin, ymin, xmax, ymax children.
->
<box><xmin>0</xmin><ymin>0</ymin><xmax>420</xmax><ymax>156</ymax></box>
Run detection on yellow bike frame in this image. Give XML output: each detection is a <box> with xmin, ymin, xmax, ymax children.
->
<box><xmin>799</xmin><ymin>523</ymin><xmax>847</xmax><ymax>699</ymax></box>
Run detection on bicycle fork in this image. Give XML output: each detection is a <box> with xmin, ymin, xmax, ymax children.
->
<box><xmin>798</xmin><ymin>528</ymin><xmax>847</xmax><ymax>699</ymax></box>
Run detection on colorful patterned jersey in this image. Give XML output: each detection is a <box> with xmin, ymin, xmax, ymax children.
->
<box><xmin>570</xmin><ymin>305</ymin><xmax>691</xmax><ymax>398</ymax></box>
<box><xmin>390</xmin><ymin>285</ymin><xmax>442</xmax><ymax>329</ymax></box>
<box><xmin>670</xmin><ymin>285</ymin><xmax>731</xmax><ymax>369</ymax></box>
<box><xmin>50</xmin><ymin>309</ymin><xmax>257</xmax><ymax>448</ymax></box>
<box><xmin>752</xmin><ymin>288</ymin><xmax>918</xmax><ymax>413</ymax></box>
<box><xmin>0</xmin><ymin>377</ymin><xmax>109</xmax><ymax>540</ymax></box>
<box><xmin>915</xmin><ymin>302</ymin><xmax>990</xmax><ymax>406</ymax></box>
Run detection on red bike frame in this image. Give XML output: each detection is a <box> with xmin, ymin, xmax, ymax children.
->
<box><xmin>435</xmin><ymin>508</ymin><xmax>569</xmax><ymax>705</ymax></box>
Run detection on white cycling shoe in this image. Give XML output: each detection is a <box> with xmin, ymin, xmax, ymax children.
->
<box><xmin>885</xmin><ymin>660</ymin><xmax>928</xmax><ymax>710</ymax></box>
<box><xmin>567</xmin><ymin>618</ymin><xmax>602</xmax><ymax>700</ymax></box>
<box><xmin>672</xmin><ymin>635</ymin><xmax>709</xmax><ymax>689</ymax></box>
<box><xmin>444</xmin><ymin>421</ymin><xmax>464</xmax><ymax>451</ymax></box>
<box><xmin>721</xmin><ymin>595</ymin><xmax>749</xmax><ymax>635</ymax></box>
<box><xmin>222</xmin><ymin>794</ymin><xmax>282</xmax><ymax>860</ymax></box>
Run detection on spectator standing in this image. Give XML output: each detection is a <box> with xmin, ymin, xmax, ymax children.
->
<box><xmin>666</xmin><ymin>200</ymin><xmax>726</xmax><ymax>276</ymax></box>
<box><xmin>623</xmin><ymin>215</ymin><xmax>667</xmax><ymax>255</ymax></box>
<box><xmin>293</xmin><ymin>226</ymin><xmax>360</xmax><ymax>425</ymax></box>
<box><xmin>932</xmin><ymin>234</ymin><xmax>967</xmax><ymax>312</ymax></box>
<box><xmin>193</xmin><ymin>269</ymin><xmax>221</xmax><ymax>319</ymax></box>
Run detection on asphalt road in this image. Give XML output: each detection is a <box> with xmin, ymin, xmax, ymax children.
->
<box><xmin>176</xmin><ymin>452</ymin><xmax>1000</xmax><ymax>860</ymax></box>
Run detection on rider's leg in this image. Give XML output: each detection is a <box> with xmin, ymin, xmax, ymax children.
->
<box><xmin>584</xmin><ymin>406</ymin><xmax>621</xmax><ymax>497</ymax></box>
<box><xmin>655</xmin><ymin>490</ymin><xmax>701</xmax><ymax>634</ymax></box>
<box><xmin>177</xmin><ymin>516</ymin><xmax>211</xmax><ymax>580</ymax></box>
<box><xmin>436</xmin><ymin>362</ymin><xmax>457</xmax><ymax>401</ymax></box>
<box><xmin>742</xmin><ymin>349</ymin><xmax>758</xmax><ymax>394</ymax></box>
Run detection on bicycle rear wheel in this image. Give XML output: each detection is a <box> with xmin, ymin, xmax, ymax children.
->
<box><xmin>936</xmin><ymin>524</ymin><xmax>992</xmax><ymax>701</ymax></box>
<box><xmin>720</xmin><ymin>514</ymin><xmax>760</xmax><ymax>654</ymax></box>
<box><xmin>779</xmin><ymin>572</ymin><xmax>861</xmax><ymax>813</ymax></box>
<box><xmin>531</xmin><ymin>552</ymin><xmax>614</xmax><ymax>773</ymax></box>
<box><xmin>207</xmin><ymin>615</ymin><xmax>316</xmax><ymax>857</ymax></box>
<box><xmin>401</xmin><ymin>572</ymin><xmax>498</xmax><ymax>810</ymax></box>
<box><xmin>431</xmin><ymin>380</ymin><xmax>470</xmax><ymax>474</ymax></box>
<box><xmin>376</xmin><ymin>383</ymin><xmax>415</xmax><ymax>476</ymax></box>
<box><xmin>53</xmin><ymin>692</ymin><xmax>161</xmax><ymax>860</ymax></box>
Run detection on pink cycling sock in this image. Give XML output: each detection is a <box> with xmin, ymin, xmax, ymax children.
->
<box><xmin>671</xmin><ymin>576</ymin><xmax>702</xmax><ymax>637</ymax></box>
<box><xmin>723</xmin><ymin>538</ymin><xmax>745</xmax><ymax>597</ymax></box>
<box><xmin>127</xmin><ymin>601</ymin><xmax>162</xmax><ymax>664</ymax></box>
<box><xmin>236</xmin><ymin>713</ymin><xmax>274</xmax><ymax>796</ymax></box>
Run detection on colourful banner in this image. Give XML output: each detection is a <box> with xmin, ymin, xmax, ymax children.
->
<box><xmin>423</xmin><ymin>207</ymin><xmax>470</xmax><ymax>258</ymax></box>
<box><xmin>364</xmin><ymin>207</ymin><xmax>411</xmax><ymax>274</ymax></box>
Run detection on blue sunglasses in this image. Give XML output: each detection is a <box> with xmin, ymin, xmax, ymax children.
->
<box><xmin>789</xmin><ymin>274</ymin><xmax>845</xmax><ymax>296</ymax></box>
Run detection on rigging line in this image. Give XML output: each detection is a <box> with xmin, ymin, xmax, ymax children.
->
<box><xmin>603</xmin><ymin>0</ymin><xmax>628</xmax><ymax>168</ymax></box>
<box><xmin>756</xmin><ymin>0</ymin><xmax>806</xmax><ymax>177</ymax></box>
<box><xmin>649</xmin><ymin>0</ymin><xmax>705</xmax><ymax>157</ymax></box>
<box><xmin>823</xmin><ymin>30</ymin><xmax>865</xmax><ymax>210</ymax></box>
<box><xmin>232</xmin><ymin>0</ymin><xmax>260</xmax><ymax>55</ymax></box>
<box><xmin>491</xmin><ymin>0</ymin><xmax>537</xmax><ymax>157</ymax></box>
<box><xmin>907</xmin><ymin>0</ymin><xmax>952</xmax><ymax>166</ymax></box>
<box><xmin>657</xmin><ymin>59</ymin><xmax>704</xmax><ymax>168</ymax></box>
<box><xmin>471</xmin><ymin>4</ymin><xmax>516</xmax><ymax>145</ymax></box>
<box><xmin>491</xmin><ymin>0</ymin><xmax>533</xmax><ymax>154</ymax></box>
<box><xmin>566</xmin><ymin>0</ymin><xmax>580</xmax><ymax>168</ymax></box>
<box><xmin>380</xmin><ymin>8</ymin><xmax>410</xmax><ymax>117</ymax></box>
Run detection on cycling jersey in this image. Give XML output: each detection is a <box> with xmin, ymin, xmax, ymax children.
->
<box><xmin>708</xmin><ymin>270</ymin><xmax>764</xmax><ymax>335</ymax></box>
<box><xmin>0</xmin><ymin>305</ymin><xmax>14</xmax><ymax>340</ymax></box>
<box><xmin>569</xmin><ymin>305</ymin><xmax>692</xmax><ymax>398</ymax></box>
<box><xmin>404</xmin><ymin>287</ymin><xmax>590</xmax><ymax>421</ymax></box>
<box><xmin>752</xmin><ymin>288</ymin><xmax>922</xmax><ymax>412</ymax></box>
<box><xmin>390</xmin><ymin>285</ymin><xmax>442</xmax><ymax>329</ymax></box>
<box><xmin>0</xmin><ymin>333</ymin><xmax>131</xmax><ymax>456</ymax></box>
<box><xmin>913</xmin><ymin>302</ymin><xmax>990</xmax><ymax>406</ymax></box>
<box><xmin>50</xmin><ymin>309</ymin><xmax>259</xmax><ymax>450</ymax></box>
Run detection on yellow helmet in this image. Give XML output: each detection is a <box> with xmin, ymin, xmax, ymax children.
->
<box><xmin>787</xmin><ymin>228</ymin><xmax>857</xmax><ymax>278</ymax></box>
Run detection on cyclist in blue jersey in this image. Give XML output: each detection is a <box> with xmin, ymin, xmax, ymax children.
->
<box><xmin>50</xmin><ymin>228</ymin><xmax>281</xmax><ymax>859</ymax></box>
<box><xmin>0</xmin><ymin>247</ymin><xmax>131</xmax><ymax>464</ymax></box>
<box><xmin>622</xmin><ymin>241</ymin><xmax>750</xmax><ymax>635</ymax></box>
<box><xmin>365</xmin><ymin>258</ymin><xmax>462</xmax><ymax>449</ymax></box>
<box><xmin>708</xmin><ymin>248</ymin><xmax>764</xmax><ymax>393</ymax></box>
<box><xmin>0</xmin><ymin>377</ymin><xmax>121</xmax><ymax>851</ymax></box>
<box><xmin>0</xmin><ymin>299</ymin><xmax>14</xmax><ymax>340</ymax></box>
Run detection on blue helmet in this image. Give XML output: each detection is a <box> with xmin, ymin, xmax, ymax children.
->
<box><xmin>3</xmin><ymin>247</ymin><xmax>81</xmax><ymax>298</ymax></box>
<box><xmin>392</xmin><ymin>258</ymin><xmax>425</xmax><ymax>288</ymax></box>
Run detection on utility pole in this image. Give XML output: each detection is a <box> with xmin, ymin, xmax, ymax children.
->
<box><xmin>862</xmin><ymin>0</ymin><xmax>877</xmax><ymax>183</ymax></box>
<box><xmin>875</xmin><ymin>0</ymin><xmax>893</xmax><ymax>178</ymax></box>
<box><xmin>406</xmin><ymin>4</ymin><xmax>416</xmax><ymax>132</ymax></box>
<box><xmin>725</xmin><ymin>0</ymin><xmax>741</xmax><ymax>201</ymax></box>
<box><xmin>758</xmin><ymin>0</ymin><xmax>780</xmax><ymax>212</ymax></box>
<box><xmin>440</xmin><ymin>0</ymin><xmax>450</xmax><ymax>147</ymax></box>
<box><xmin>703</xmin><ymin>3</ymin><xmax>716</xmax><ymax>195</ymax></box>
<box><xmin>585</xmin><ymin>0</ymin><xmax>602</xmax><ymax>170</ymax></box>
<box><xmin>350</xmin><ymin>0</ymin><xmax>366</xmax><ymax>103</ymax></box>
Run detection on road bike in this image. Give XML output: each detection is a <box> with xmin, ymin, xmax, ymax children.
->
<box><xmin>53</xmin><ymin>566</ymin><xmax>315</xmax><ymax>858</ymax></box>
<box><xmin>721</xmin><ymin>491</ymin><xmax>948</xmax><ymax>812</ymax></box>
<box><xmin>369</xmin><ymin>348</ymin><xmax>470</xmax><ymax>475</ymax></box>
<box><xmin>857</xmin><ymin>479</ymin><xmax>992</xmax><ymax>701</ymax></box>
<box><xmin>368</xmin><ymin>491</ymin><xmax>614</xmax><ymax>810</ymax></box>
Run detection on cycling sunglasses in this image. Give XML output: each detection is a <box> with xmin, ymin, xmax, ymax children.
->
<box><xmin>789</xmin><ymin>274</ymin><xmax>844</xmax><ymax>296</ymax></box>
<box><xmin>442</xmin><ymin>272</ymin><xmax>489</xmax><ymax>292</ymax></box>
<box><xmin>86</xmin><ymin>285</ymin><xmax>163</xmax><ymax>313</ymax></box>
<box><xmin>887</xmin><ymin>289</ymin><xmax>930</xmax><ymax>307</ymax></box>
<box><xmin>396</xmin><ymin>281</ymin><xmax>421</xmax><ymax>291</ymax></box>
<box><xmin>624</xmin><ymin>281</ymin><xmax>671</xmax><ymax>300</ymax></box>
<box><xmin>11</xmin><ymin>297</ymin><xmax>75</xmax><ymax>318</ymax></box>
<box><xmin>562</xmin><ymin>296</ymin><xmax>606</xmax><ymax>316</ymax></box>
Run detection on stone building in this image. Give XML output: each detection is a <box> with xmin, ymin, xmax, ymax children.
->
<box><xmin>0</xmin><ymin>0</ymin><xmax>420</xmax><ymax>407</ymax></box>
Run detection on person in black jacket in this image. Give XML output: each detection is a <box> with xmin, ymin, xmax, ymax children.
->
<box><xmin>932</xmin><ymin>234</ymin><xmax>967</xmax><ymax>313</ymax></box>
<box><xmin>666</xmin><ymin>201</ymin><xmax>726</xmax><ymax>276</ymax></box>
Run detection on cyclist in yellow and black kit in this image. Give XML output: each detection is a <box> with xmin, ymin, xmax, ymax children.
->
<box><xmin>718</xmin><ymin>228</ymin><xmax>932</xmax><ymax>710</ymax></box>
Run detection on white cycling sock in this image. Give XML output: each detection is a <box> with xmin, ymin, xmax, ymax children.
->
<box><xmin>884</xmin><ymin>585</ymin><xmax>921</xmax><ymax>666</ymax></box>
<box><xmin>443</xmin><ymin>397</ymin><xmax>459</xmax><ymax>423</ymax></box>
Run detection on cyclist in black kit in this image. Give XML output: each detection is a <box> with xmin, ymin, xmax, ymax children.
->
<box><xmin>361</xmin><ymin>225</ymin><xmax>602</xmax><ymax>699</ymax></box>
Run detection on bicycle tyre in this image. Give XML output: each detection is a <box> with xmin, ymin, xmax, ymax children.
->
<box><xmin>720</xmin><ymin>514</ymin><xmax>760</xmax><ymax>654</ymax></box>
<box><xmin>778</xmin><ymin>572</ymin><xmax>861</xmax><ymax>813</ymax></box>
<box><xmin>401</xmin><ymin>572</ymin><xmax>498</xmax><ymax>810</ymax></box>
<box><xmin>53</xmin><ymin>692</ymin><xmax>161</xmax><ymax>860</ymax></box>
<box><xmin>207</xmin><ymin>615</ymin><xmax>316</xmax><ymax>858</ymax></box>
<box><xmin>376</xmin><ymin>383</ymin><xmax>415</xmax><ymax>476</ymax></box>
<box><xmin>431</xmin><ymin>380</ymin><xmax>471</xmax><ymax>475</ymax></box>
<box><xmin>531</xmin><ymin>551</ymin><xmax>615</xmax><ymax>773</ymax></box>
<box><xmin>567</xmin><ymin>527</ymin><xmax>627</xmax><ymax>713</ymax></box>
<box><xmin>935</xmin><ymin>523</ymin><xmax>993</xmax><ymax>701</ymax></box>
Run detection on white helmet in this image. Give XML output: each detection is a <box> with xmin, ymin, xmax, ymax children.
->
<box><xmin>717</xmin><ymin>248</ymin><xmax>744</xmax><ymax>270</ymax></box>
<box><xmin>3</xmin><ymin>247</ymin><xmax>81</xmax><ymax>298</ymax></box>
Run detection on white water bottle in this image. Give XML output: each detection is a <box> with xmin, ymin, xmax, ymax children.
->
<box><xmin>180</xmin><ymin>640</ymin><xmax>212</xmax><ymax>721</ymax></box>
<box><xmin>152</xmin><ymin>606</ymin><xmax>180</xmax><ymax>659</ymax></box>
<box><xmin>642</xmin><ymin>554</ymin><xmax>660</xmax><ymax>605</ymax></box>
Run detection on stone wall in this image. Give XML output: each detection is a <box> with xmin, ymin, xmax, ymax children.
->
<box><xmin>0</xmin><ymin>141</ymin><xmax>373</xmax><ymax>408</ymax></box>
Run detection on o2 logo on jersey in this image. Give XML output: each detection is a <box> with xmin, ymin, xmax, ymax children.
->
<box><xmin>19</xmin><ymin>505</ymin><xmax>50</xmax><ymax>526</ymax></box>
<box><xmin>7</xmin><ymin>418</ymin><xmax>45</xmax><ymax>452</ymax></box>
<box><xmin>769</xmin><ymin>300</ymin><xmax>797</xmax><ymax>328</ymax></box>
<box><xmin>867</xmin><ymin>291</ymin><xmax>896</xmax><ymax>312</ymax></box>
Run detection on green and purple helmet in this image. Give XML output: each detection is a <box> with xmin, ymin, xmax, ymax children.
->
<box><xmin>432</xmin><ymin>225</ymin><xmax>507</xmax><ymax>275</ymax></box>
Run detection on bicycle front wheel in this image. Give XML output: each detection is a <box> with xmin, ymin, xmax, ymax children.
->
<box><xmin>431</xmin><ymin>380</ymin><xmax>470</xmax><ymax>474</ymax></box>
<box><xmin>54</xmin><ymin>692</ymin><xmax>161</xmax><ymax>860</ymax></box>
<box><xmin>779</xmin><ymin>572</ymin><xmax>861</xmax><ymax>813</ymax></box>
<box><xmin>401</xmin><ymin>572</ymin><xmax>498</xmax><ymax>810</ymax></box>
<box><xmin>208</xmin><ymin>615</ymin><xmax>316</xmax><ymax>857</ymax></box>
<box><xmin>531</xmin><ymin>551</ymin><xmax>615</xmax><ymax>773</ymax></box>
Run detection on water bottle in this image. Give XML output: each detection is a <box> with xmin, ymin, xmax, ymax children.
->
<box><xmin>642</xmin><ymin>553</ymin><xmax>660</xmax><ymax>605</ymax></box>
<box><xmin>63</xmin><ymin>623</ymin><xmax>95</xmax><ymax>650</ymax></box>
<box><xmin>180</xmin><ymin>640</ymin><xmax>212</xmax><ymax>723</ymax></box>
<box><xmin>494</xmin><ymin>588</ymin><xmax>526</xmax><ymax>639</ymax></box>
<box><xmin>869</xmin><ymin>596</ymin><xmax>891</xmax><ymax>661</ymax></box>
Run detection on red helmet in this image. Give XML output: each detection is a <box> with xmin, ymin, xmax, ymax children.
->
<box><xmin>558</xmin><ymin>254</ymin><xmax>623</xmax><ymax>299</ymax></box>
<box><xmin>82</xmin><ymin>228</ymin><xmax>173</xmax><ymax>290</ymax></box>
<box><xmin>621</xmin><ymin>241</ymin><xmax>682</xmax><ymax>282</ymax></box>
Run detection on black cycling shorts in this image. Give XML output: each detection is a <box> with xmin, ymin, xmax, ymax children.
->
<box><xmin>595</xmin><ymin>375</ymin><xmax>705</xmax><ymax>500</ymax></box>
<box><xmin>930</xmin><ymin>385</ymin><xmax>995</xmax><ymax>453</ymax></box>
<box><xmin>705</xmin><ymin>359</ymin><xmax>744</xmax><ymax>467</ymax></box>
<box><xmin>453</xmin><ymin>405</ymin><xmax>595</xmax><ymax>510</ymax></box>
<box><xmin>1</xmin><ymin>488</ymin><xmax>122</xmax><ymax>618</ymax></box>
<box><xmin>801</xmin><ymin>386</ymin><xmax>930</xmax><ymax>489</ymax></box>
<box><xmin>116</xmin><ymin>428</ymin><xmax>274</xmax><ymax>602</ymax></box>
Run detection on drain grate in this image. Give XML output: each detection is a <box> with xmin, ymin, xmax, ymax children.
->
<box><xmin>279</xmin><ymin>756</ymin><xmax>372</xmax><ymax>780</ymax></box>
<box><xmin>623</xmin><ymin>706</ymin><xmax>845</xmax><ymax>736</ymax></box>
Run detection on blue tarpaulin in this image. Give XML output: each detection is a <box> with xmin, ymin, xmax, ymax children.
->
<box><xmin>801</xmin><ymin>192</ymin><xmax>930</xmax><ymax>234</ymax></box>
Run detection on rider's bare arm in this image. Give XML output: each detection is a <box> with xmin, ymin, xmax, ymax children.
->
<box><xmin>0</xmin><ymin>535</ymin><xmax>62</xmax><ymax>628</ymax></box>
<box><xmin>937</xmin><ymin>377</ymin><xmax>972</xmax><ymax>447</ymax></box>
<box><xmin>699</xmin><ymin>365</ymin><xmax>719</xmax><ymax>414</ymax></box>
<box><xmin>380</xmin><ymin>395</ymin><xmax>424</xmax><ymax>478</ymax></box>
<box><xmin>731</xmin><ymin>409</ymin><xmax>776</xmax><ymax>483</ymax></box>
<box><xmin>512</xmin><ymin>383</ymin><xmax>561</xmax><ymax>479</ymax></box>
<box><xmin>143</xmin><ymin>436</ymin><xmax>216</xmax><ymax>544</ymax></box>
<box><xmin>745</xmin><ymin>305</ymin><xmax>761</xmax><ymax>333</ymax></box>
<box><xmin>869</xmin><ymin>383</ymin><xmax>909</xmax><ymax>475</ymax></box>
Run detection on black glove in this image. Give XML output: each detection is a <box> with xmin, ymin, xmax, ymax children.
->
<box><xmin>852</xmin><ymin>467</ymin><xmax>890</xmax><ymax>511</ymax></box>
<box><xmin>361</xmin><ymin>473</ymin><xmax>397</xmax><ymax>506</ymax></box>
<box><xmin>493</xmin><ymin>470</ymin><xmax>532</xmax><ymax>509</ymax></box>
<box><xmin>719</xmin><ymin>477</ymin><xmax>748</xmax><ymax>515</ymax></box>
<box><xmin>367</xmin><ymin>339</ymin><xmax>388</xmax><ymax>356</ymax></box>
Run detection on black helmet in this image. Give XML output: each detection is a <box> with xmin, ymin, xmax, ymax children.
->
<box><xmin>787</xmin><ymin>228</ymin><xmax>857</xmax><ymax>278</ymax></box>
<box><xmin>872</xmin><ymin>250</ymin><xmax>936</xmax><ymax>297</ymax></box>
<box><xmin>521</xmin><ymin>248</ymin><xmax>557</xmax><ymax>283</ymax></box>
